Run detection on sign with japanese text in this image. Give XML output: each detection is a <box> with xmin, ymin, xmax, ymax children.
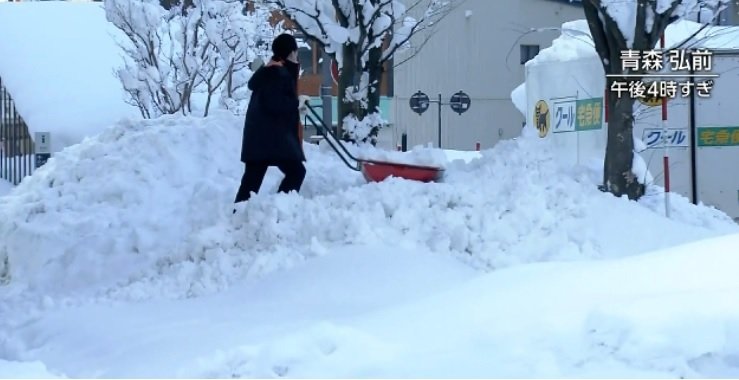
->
<box><xmin>552</xmin><ymin>98</ymin><xmax>576</xmax><ymax>133</ymax></box>
<box><xmin>619</xmin><ymin>48</ymin><xmax>713</xmax><ymax>73</ymax></box>
<box><xmin>551</xmin><ymin>97</ymin><xmax>602</xmax><ymax>133</ymax></box>
<box><xmin>610</xmin><ymin>48</ymin><xmax>719</xmax><ymax>100</ymax></box>
<box><xmin>697</xmin><ymin>126</ymin><xmax>739</xmax><ymax>147</ymax></box>
<box><xmin>642</xmin><ymin>128</ymin><xmax>689</xmax><ymax>149</ymax></box>
<box><xmin>575</xmin><ymin>97</ymin><xmax>603</xmax><ymax>131</ymax></box>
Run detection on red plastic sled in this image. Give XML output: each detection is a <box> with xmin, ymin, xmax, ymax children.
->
<box><xmin>359</xmin><ymin>159</ymin><xmax>444</xmax><ymax>183</ymax></box>
<box><xmin>303</xmin><ymin>104</ymin><xmax>444</xmax><ymax>183</ymax></box>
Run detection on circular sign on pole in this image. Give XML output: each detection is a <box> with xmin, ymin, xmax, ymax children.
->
<box><xmin>449</xmin><ymin>91</ymin><xmax>471</xmax><ymax>114</ymax></box>
<box><xmin>409</xmin><ymin>90</ymin><xmax>430</xmax><ymax>115</ymax></box>
<box><xmin>638</xmin><ymin>81</ymin><xmax>663</xmax><ymax>107</ymax></box>
<box><xmin>638</xmin><ymin>96</ymin><xmax>663</xmax><ymax>107</ymax></box>
<box><xmin>331</xmin><ymin>59</ymin><xmax>340</xmax><ymax>86</ymax></box>
<box><xmin>534</xmin><ymin>99</ymin><xmax>550</xmax><ymax>138</ymax></box>
<box><xmin>638</xmin><ymin>87</ymin><xmax>663</xmax><ymax>107</ymax></box>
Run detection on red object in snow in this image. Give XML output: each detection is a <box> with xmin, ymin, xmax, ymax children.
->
<box><xmin>331</xmin><ymin>59</ymin><xmax>340</xmax><ymax>85</ymax></box>
<box><xmin>359</xmin><ymin>160</ymin><xmax>444</xmax><ymax>183</ymax></box>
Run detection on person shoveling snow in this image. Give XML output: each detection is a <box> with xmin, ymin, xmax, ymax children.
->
<box><xmin>234</xmin><ymin>34</ymin><xmax>306</xmax><ymax>209</ymax></box>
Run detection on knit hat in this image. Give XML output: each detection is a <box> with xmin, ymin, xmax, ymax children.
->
<box><xmin>271</xmin><ymin>33</ymin><xmax>298</xmax><ymax>61</ymax></box>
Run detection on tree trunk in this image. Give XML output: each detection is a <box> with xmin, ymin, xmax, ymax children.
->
<box><xmin>204</xmin><ymin>93</ymin><xmax>212</xmax><ymax>117</ymax></box>
<box><xmin>337</xmin><ymin>44</ymin><xmax>357</xmax><ymax>139</ymax></box>
<box><xmin>366</xmin><ymin>46</ymin><xmax>383</xmax><ymax>144</ymax></box>
<box><xmin>604</xmin><ymin>79</ymin><xmax>644</xmax><ymax>200</ymax></box>
<box><xmin>367</xmin><ymin>47</ymin><xmax>382</xmax><ymax>115</ymax></box>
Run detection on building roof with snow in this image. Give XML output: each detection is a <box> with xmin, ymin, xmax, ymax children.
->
<box><xmin>527</xmin><ymin>18</ymin><xmax>739</xmax><ymax>67</ymax></box>
<box><xmin>0</xmin><ymin>1</ymin><xmax>139</xmax><ymax>153</ymax></box>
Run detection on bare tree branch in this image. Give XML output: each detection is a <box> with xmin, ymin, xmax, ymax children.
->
<box><xmin>380</xmin><ymin>0</ymin><xmax>462</xmax><ymax>64</ymax></box>
<box><xmin>649</xmin><ymin>0</ymin><xmax>681</xmax><ymax>47</ymax></box>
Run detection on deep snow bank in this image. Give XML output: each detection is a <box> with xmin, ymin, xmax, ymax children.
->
<box><xmin>0</xmin><ymin>179</ymin><xmax>12</xmax><ymax>197</ymax></box>
<box><xmin>0</xmin><ymin>112</ymin><xmax>365</xmax><ymax>298</ymax></box>
<box><xmin>187</xmin><ymin>233</ymin><xmax>739</xmax><ymax>378</ymax></box>
<box><xmin>0</xmin><ymin>112</ymin><xmax>736</xmax><ymax>302</ymax></box>
<box><xmin>0</xmin><ymin>359</ymin><xmax>65</xmax><ymax>378</ymax></box>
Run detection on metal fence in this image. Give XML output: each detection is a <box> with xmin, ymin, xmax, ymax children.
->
<box><xmin>0</xmin><ymin>76</ymin><xmax>35</xmax><ymax>186</ymax></box>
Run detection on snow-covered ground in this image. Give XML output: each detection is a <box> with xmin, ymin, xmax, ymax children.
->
<box><xmin>1</xmin><ymin>112</ymin><xmax>737</xmax><ymax>378</ymax></box>
<box><xmin>0</xmin><ymin>179</ymin><xmax>13</xmax><ymax>197</ymax></box>
<box><xmin>2</xmin><ymin>0</ymin><xmax>738</xmax><ymax>375</ymax></box>
<box><xmin>3</xmin><ymin>236</ymin><xmax>739</xmax><ymax>378</ymax></box>
<box><xmin>2</xmin><ymin>112</ymin><xmax>734</xmax><ymax>300</ymax></box>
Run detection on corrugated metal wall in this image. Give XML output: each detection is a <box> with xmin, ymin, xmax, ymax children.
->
<box><xmin>392</xmin><ymin>0</ymin><xmax>584</xmax><ymax>151</ymax></box>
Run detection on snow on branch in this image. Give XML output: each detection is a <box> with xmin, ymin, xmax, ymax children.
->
<box><xmin>106</xmin><ymin>0</ymin><xmax>282</xmax><ymax>118</ymax></box>
<box><xmin>267</xmin><ymin>0</ymin><xmax>458</xmax><ymax>68</ymax></box>
<box><xmin>586</xmin><ymin>0</ymin><xmax>730</xmax><ymax>50</ymax></box>
<box><xmin>263</xmin><ymin>0</ymin><xmax>458</xmax><ymax>144</ymax></box>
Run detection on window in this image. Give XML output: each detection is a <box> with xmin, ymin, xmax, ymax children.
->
<box><xmin>520</xmin><ymin>44</ymin><xmax>540</xmax><ymax>64</ymax></box>
<box><xmin>291</xmin><ymin>33</ymin><xmax>315</xmax><ymax>74</ymax></box>
<box><xmin>298</xmin><ymin>44</ymin><xmax>315</xmax><ymax>74</ymax></box>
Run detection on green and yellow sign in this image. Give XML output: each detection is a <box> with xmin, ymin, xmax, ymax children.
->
<box><xmin>575</xmin><ymin>97</ymin><xmax>603</xmax><ymax>131</ymax></box>
<box><xmin>697</xmin><ymin>126</ymin><xmax>739</xmax><ymax>147</ymax></box>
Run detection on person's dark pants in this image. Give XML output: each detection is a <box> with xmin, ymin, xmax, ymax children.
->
<box><xmin>234</xmin><ymin>160</ymin><xmax>306</xmax><ymax>204</ymax></box>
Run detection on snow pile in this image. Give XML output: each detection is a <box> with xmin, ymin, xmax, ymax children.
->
<box><xmin>348</xmin><ymin>142</ymin><xmax>449</xmax><ymax>168</ymax></box>
<box><xmin>528</xmin><ymin>19</ymin><xmax>598</xmax><ymax>65</ymax></box>
<box><xmin>0</xmin><ymin>244</ymin><xmax>476</xmax><ymax>378</ymax></box>
<box><xmin>0</xmin><ymin>359</ymin><xmax>65</xmax><ymax>379</ymax></box>
<box><xmin>0</xmin><ymin>111</ymin><xmax>364</xmax><ymax>298</ymax></box>
<box><xmin>324</xmin><ymin>136</ymin><xmax>479</xmax><ymax>169</ymax></box>
<box><xmin>510</xmin><ymin>83</ymin><xmax>527</xmax><ymax>117</ymax></box>
<box><xmin>0</xmin><ymin>178</ymin><xmax>12</xmax><ymax>197</ymax></box>
<box><xmin>0</xmin><ymin>2</ymin><xmax>140</xmax><ymax>153</ymax></box>
<box><xmin>442</xmin><ymin>149</ymin><xmax>481</xmax><ymax>164</ymax></box>
<box><xmin>0</xmin><ymin>113</ymin><xmax>736</xmax><ymax>303</ymax></box>
<box><xmin>185</xmin><ymin>233</ymin><xmax>739</xmax><ymax>378</ymax></box>
<box><xmin>6</xmin><ymin>234</ymin><xmax>739</xmax><ymax>378</ymax></box>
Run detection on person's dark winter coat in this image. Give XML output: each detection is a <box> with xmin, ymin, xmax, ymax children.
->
<box><xmin>233</xmin><ymin>33</ymin><xmax>307</xmax><ymax>208</ymax></box>
<box><xmin>240</xmin><ymin>61</ymin><xmax>305</xmax><ymax>163</ymax></box>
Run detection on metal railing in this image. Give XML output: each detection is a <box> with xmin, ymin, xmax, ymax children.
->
<box><xmin>304</xmin><ymin>103</ymin><xmax>361</xmax><ymax>172</ymax></box>
<box><xmin>1</xmin><ymin>76</ymin><xmax>35</xmax><ymax>186</ymax></box>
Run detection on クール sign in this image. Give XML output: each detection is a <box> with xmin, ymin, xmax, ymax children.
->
<box><xmin>642</xmin><ymin>128</ymin><xmax>689</xmax><ymax>149</ymax></box>
<box><xmin>553</xmin><ymin>98</ymin><xmax>576</xmax><ymax>133</ymax></box>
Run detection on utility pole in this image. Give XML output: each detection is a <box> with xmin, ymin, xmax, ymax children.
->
<box><xmin>321</xmin><ymin>50</ymin><xmax>333</xmax><ymax>134</ymax></box>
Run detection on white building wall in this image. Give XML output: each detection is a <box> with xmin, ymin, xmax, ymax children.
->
<box><xmin>525</xmin><ymin>56</ymin><xmax>607</xmax><ymax>166</ymax></box>
<box><xmin>525</xmin><ymin>50</ymin><xmax>739</xmax><ymax>221</ymax></box>
<box><xmin>638</xmin><ymin>52</ymin><xmax>739</xmax><ymax>221</ymax></box>
<box><xmin>390</xmin><ymin>0</ymin><xmax>584</xmax><ymax>151</ymax></box>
